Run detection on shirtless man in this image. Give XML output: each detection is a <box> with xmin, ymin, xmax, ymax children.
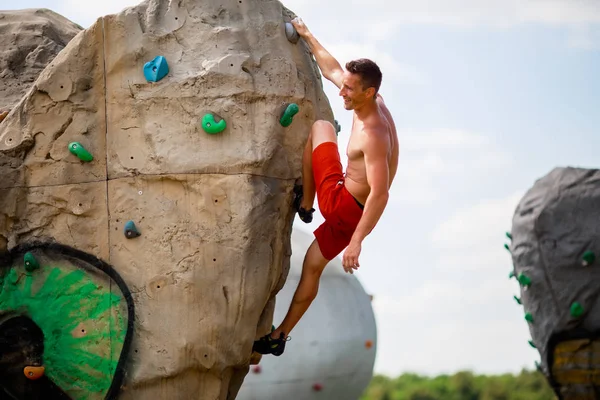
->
<box><xmin>253</xmin><ymin>17</ymin><xmax>399</xmax><ymax>356</ymax></box>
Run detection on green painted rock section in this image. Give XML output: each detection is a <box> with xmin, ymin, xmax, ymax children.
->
<box><xmin>0</xmin><ymin>252</ymin><xmax>128</xmax><ymax>399</ymax></box>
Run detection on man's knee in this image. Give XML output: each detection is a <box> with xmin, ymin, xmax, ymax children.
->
<box><xmin>310</xmin><ymin>120</ymin><xmax>337</xmax><ymax>150</ymax></box>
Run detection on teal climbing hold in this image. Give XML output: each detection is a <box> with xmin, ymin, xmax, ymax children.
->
<box><xmin>202</xmin><ymin>113</ymin><xmax>227</xmax><ymax>134</ymax></box>
<box><xmin>570</xmin><ymin>302</ymin><xmax>584</xmax><ymax>318</ymax></box>
<box><xmin>524</xmin><ymin>312</ymin><xmax>534</xmax><ymax>323</ymax></box>
<box><xmin>144</xmin><ymin>56</ymin><xmax>169</xmax><ymax>82</ymax></box>
<box><xmin>509</xmin><ymin>271</ymin><xmax>515</xmax><ymax>279</ymax></box>
<box><xmin>513</xmin><ymin>295</ymin><xmax>521</xmax><ymax>305</ymax></box>
<box><xmin>528</xmin><ymin>340</ymin><xmax>536</xmax><ymax>349</ymax></box>
<box><xmin>518</xmin><ymin>273</ymin><xmax>531</xmax><ymax>287</ymax></box>
<box><xmin>582</xmin><ymin>251</ymin><xmax>596</xmax><ymax>266</ymax></box>
<box><xmin>504</xmin><ymin>243</ymin><xmax>510</xmax><ymax>251</ymax></box>
<box><xmin>280</xmin><ymin>103</ymin><xmax>299</xmax><ymax>127</ymax></box>
<box><xmin>68</xmin><ymin>142</ymin><xmax>93</xmax><ymax>162</ymax></box>
<box><xmin>124</xmin><ymin>220</ymin><xmax>141</xmax><ymax>239</ymax></box>
<box><xmin>24</xmin><ymin>252</ymin><xmax>40</xmax><ymax>272</ymax></box>
<box><xmin>506</xmin><ymin>232</ymin><xmax>512</xmax><ymax>240</ymax></box>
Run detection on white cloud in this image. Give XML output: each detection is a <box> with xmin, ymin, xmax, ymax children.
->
<box><xmin>325</xmin><ymin>42</ymin><xmax>429</xmax><ymax>86</ymax></box>
<box><xmin>55</xmin><ymin>0</ymin><xmax>140</xmax><ymax>26</ymax></box>
<box><xmin>391</xmin><ymin>129</ymin><xmax>513</xmax><ymax>205</ymax></box>
<box><xmin>372</xmin><ymin>277</ymin><xmax>537</xmax><ymax>376</ymax></box>
<box><xmin>431</xmin><ymin>191</ymin><xmax>524</xmax><ymax>273</ymax></box>
<box><xmin>285</xmin><ymin>0</ymin><xmax>600</xmax><ymax>28</ymax></box>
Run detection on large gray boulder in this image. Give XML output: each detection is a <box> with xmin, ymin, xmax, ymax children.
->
<box><xmin>510</xmin><ymin>167</ymin><xmax>600</xmax><ymax>399</ymax></box>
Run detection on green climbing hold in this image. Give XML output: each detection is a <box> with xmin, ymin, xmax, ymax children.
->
<box><xmin>201</xmin><ymin>113</ymin><xmax>227</xmax><ymax>134</ymax></box>
<box><xmin>582</xmin><ymin>251</ymin><xmax>596</xmax><ymax>266</ymax></box>
<box><xmin>506</xmin><ymin>232</ymin><xmax>512</xmax><ymax>240</ymax></box>
<box><xmin>504</xmin><ymin>243</ymin><xmax>510</xmax><ymax>251</ymax></box>
<box><xmin>24</xmin><ymin>252</ymin><xmax>40</xmax><ymax>272</ymax></box>
<box><xmin>509</xmin><ymin>271</ymin><xmax>515</xmax><ymax>279</ymax></box>
<box><xmin>570</xmin><ymin>302</ymin><xmax>584</xmax><ymax>318</ymax></box>
<box><xmin>124</xmin><ymin>220</ymin><xmax>141</xmax><ymax>239</ymax></box>
<box><xmin>513</xmin><ymin>295</ymin><xmax>522</xmax><ymax>305</ymax></box>
<box><xmin>528</xmin><ymin>340</ymin><xmax>536</xmax><ymax>349</ymax></box>
<box><xmin>525</xmin><ymin>312</ymin><xmax>534</xmax><ymax>323</ymax></box>
<box><xmin>518</xmin><ymin>273</ymin><xmax>531</xmax><ymax>287</ymax></box>
<box><xmin>280</xmin><ymin>103</ymin><xmax>299</xmax><ymax>127</ymax></box>
<box><xmin>68</xmin><ymin>142</ymin><xmax>93</xmax><ymax>162</ymax></box>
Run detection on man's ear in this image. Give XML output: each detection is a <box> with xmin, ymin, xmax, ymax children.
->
<box><xmin>365</xmin><ymin>87</ymin><xmax>376</xmax><ymax>100</ymax></box>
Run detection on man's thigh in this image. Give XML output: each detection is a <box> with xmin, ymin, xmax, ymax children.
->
<box><xmin>310</xmin><ymin>120</ymin><xmax>337</xmax><ymax>151</ymax></box>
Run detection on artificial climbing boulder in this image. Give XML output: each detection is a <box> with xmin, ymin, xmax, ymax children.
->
<box><xmin>509</xmin><ymin>167</ymin><xmax>600</xmax><ymax>399</ymax></box>
<box><xmin>0</xmin><ymin>0</ymin><xmax>335</xmax><ymax>399</ymax></box>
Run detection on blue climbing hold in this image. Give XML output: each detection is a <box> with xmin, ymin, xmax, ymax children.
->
<box><xmin>144</xmin><ymin>56</ymin><xmax>169</xmax><ymax>82</ymax></box>
<box><xmin>124</xmin><ymin>220</ymin><xmax>141</xmax><ymax>239</ymax></box>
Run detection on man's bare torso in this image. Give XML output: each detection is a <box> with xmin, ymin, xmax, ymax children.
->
<box><xmin>344</xmin><ymin>96</ymin><xmax>399</xmax><ymax>205</ymax></box>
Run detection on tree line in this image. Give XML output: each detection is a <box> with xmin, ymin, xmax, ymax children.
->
<box><xmin>361</xmin><ymin>369</ymin><xmax>557</xmax><ymax>400</ymax></box>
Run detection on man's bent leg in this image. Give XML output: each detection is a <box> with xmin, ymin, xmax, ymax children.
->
<box><xmin>272</xmin><ymin>239</ymin><xmax>329</xmax><ymax>338</ymax></box>
<box><xmin>299</xmin><ymin>120</ymin><xmax>338</xmax><ymax>212</ymax></box>
<box><xmin>252</xmin><ymin>239</ymin><xmax>329</xmax><ymax>356</ymax></box>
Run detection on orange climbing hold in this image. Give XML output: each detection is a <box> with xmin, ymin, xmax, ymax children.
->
<box><xmin>365</xmin><ymin>340</ymin><xmax>373</xmax><ymax>349</ymax></box>
<box><xmin>24</xmin><ymin>366</ymin><xmax>45</xmax><ymax>380</ymax></box>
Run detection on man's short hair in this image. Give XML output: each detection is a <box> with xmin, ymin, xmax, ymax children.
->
<box><xmin>345</xmin><ymin>58</ymin><xmax>382</xmax><ymax>94</ymax></box>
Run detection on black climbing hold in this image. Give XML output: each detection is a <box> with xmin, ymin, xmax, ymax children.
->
<box><xmin>334</xmin><ymin>119</ymin><xmax>341</xmax><ymax>135</ymax></box>
<box><xmin>524</xmin><ymin>312</ymin><xmax>534</xmax><ymax>323</ymax></box>
<box><xmin>68</xmin><ymin>142</ymin><xmax>93</xmax><ymax>162</ymax></box>
<box><xmin>570</xmin><ymin>302</ymin><xmax>584</xmax><ymax>318</ymax></box>
<box><xmin>124</xmin><ymin>221</ymin><xmax>141</xmax><ymax>239</ymax></box>
<box><xmin>518</xmin><ymin>273</ymin><xmax>531</xmax><ymax>287</ymax></box>
<box><xmin>582</xmin><ymin>251</ymin><xmax>595</xmax><ymax>266</ymax></box>
<box><xmin>144</xmin><ymin>56</ymin><xmax>169</xmax><ymax>82</ymax></box>
<box><xmin>513</xmin><ymin>295</ymin><xmax>521</xmax><ymax>305</ymax></box>
<box><xmin>24</xmin><ymin>252</ymin><xmax>40</xmax><ymax>272</ymax></box>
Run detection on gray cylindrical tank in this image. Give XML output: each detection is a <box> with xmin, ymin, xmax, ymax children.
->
<box><xmin>237</xmin><ymin>227</ymin><xmax>377</xmax><ymax>400</ymax></box>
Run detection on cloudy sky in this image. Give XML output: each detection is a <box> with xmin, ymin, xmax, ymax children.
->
<box><xmin>4</xmin><ymin>0</ymin><xmax>600</xmax><ymax>378</ymax></box>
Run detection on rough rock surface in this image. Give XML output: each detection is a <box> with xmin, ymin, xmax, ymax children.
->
<box><xmin>510</xmin><ymin>167</ymin><xmax>600</xmax><ymax>399</ymax></box>
<box><xmin>0</xmin><ymin>8</ymin><xmax>82</xmax><ymax>116</ymax></box>
<box><xmin>0</xmin><ymin>0</ymin><xmax>334</xmax><ymax>398</ymax></box>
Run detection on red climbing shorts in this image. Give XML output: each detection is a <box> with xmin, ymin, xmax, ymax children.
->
<box><xmin>312</xmin><ymin>142</ymin><xmax>364</xmax><ymax>260</ymax></box>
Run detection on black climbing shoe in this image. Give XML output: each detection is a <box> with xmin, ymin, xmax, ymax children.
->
<box><xmin>252</xmin><ymin>332</ymin><xmax>290</xmax><ymax>356</ymax></box>
<box><xmin>293</xmin><ymin>186</ymin><xmax>314</xmax><ymax>224</ymax></box>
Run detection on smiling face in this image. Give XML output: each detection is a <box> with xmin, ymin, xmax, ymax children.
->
<box><xmin>339</xmin><ymin>71</ymin><xmax>376</xmax><ymax>110</ymax></box>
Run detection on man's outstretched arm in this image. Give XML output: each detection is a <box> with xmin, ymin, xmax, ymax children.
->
<box><xmin>291</xmin><ymin>17</ymin><xmax>344</xmax><ymax>88</ymax></box>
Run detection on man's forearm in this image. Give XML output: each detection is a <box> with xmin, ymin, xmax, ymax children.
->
<box><xmin>301</xmin><ymin>33</ymin><xmax>342</xmax><ymax>81</ymax></box>
<box><xmin>351</xmin><ymin>192</ymin><xmax>389</xmax><ymax>244</ymax></box>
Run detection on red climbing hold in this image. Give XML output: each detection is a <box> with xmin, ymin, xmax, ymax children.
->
<box><xmin>312</xmin><ymin>382</ymin><xmax>323</xmax><ymax>391</ymax></box>
<box><xmin>24</xmin><ymin>366</ymin><xmax>45</xmax><ymax>380</ymax></box>
<box><xmin>252</xmin><ymin>365</ymin><xmax>261</xmax><ymax>374</ymax></box>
